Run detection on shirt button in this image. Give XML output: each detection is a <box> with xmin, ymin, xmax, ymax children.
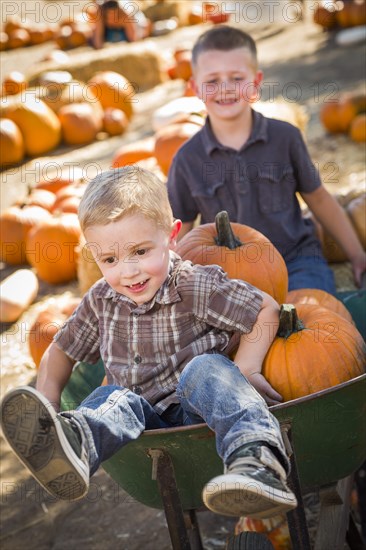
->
<box><xmin>133</xmin><ymin>386</ymin><xmax>142</xmax><ymax>395</ymax></box>
<box><xmin>134</xmin><ymin>355</ymin><xmax>142</xmax><ymax>364</ymax></box>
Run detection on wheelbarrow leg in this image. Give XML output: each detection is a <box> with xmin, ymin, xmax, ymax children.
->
<box><xmin>149</xmin><ymin>449</ymin><xmax>204</xmax><ymax>550</ymax></box>
<box><xmin>281</xmin><ymin>423</ymin><xmax>312</xmax><ymax>550</ymax></box>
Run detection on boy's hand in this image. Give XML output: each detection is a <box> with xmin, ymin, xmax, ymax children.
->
<box><xmin>246</xmin><ymin>372</ymin><xmax>283</xmax><ymax>406</ymax></box>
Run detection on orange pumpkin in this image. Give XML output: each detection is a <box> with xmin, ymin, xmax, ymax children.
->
<box><xmin>51</xmin><ymin>183</ymin><xmax>87</xmax><ymax>213</ymax></box>
<box><xmin>2</xmin><ymin>71</ymin><xmax>28</xmax><ymax>96</ymax></box>
<box><xmin>28</xmin><ymin>296</ymin><xmax>81</xmax><ymax>367</ymax></box>
<box><xmin>154</xmin><ymin>120</ymin><xmax>201</xmax><ymax>176</ymax></box>
<box><xmin>7</xmin><ymin>29</ymin><xmax>30</xmax><ymax>49</ymax></box>
<box><xmin>16</xmin><ymin>189</ymin><xmax>56</xmax><ymax>213</ymax></box>
<box><xmin>262</xmin><ymin>303</ymin><xmax>365</xmax><ymax>402</ymax></box>
<box><xmin>87</xmin><ymin>71</ymin><xmax>134</xmax><ymax>120</ymax></box>
<box><xmin>112</xmin><ymin>137</ymin><xmax>156</xmax><ymax>168</ymax></box>
<box><xmin>0</xmin><ymin>92</ymin><xmax>61</xmax><ymax>156</ymax></box>
<box><xmin>349</xmin><ymin>113</ymin><xmax>366</xmax><ymax>143</ymax></box>
<box><xmin>346</xmin><ymin>193</ymin><xmax>366</xmax><ymax>248</ymax></box>
<box><xmin>34</xmin><ymin>166</ymin><xmax>84</xmax><ymax>194</ymax></box>
<box><xmin>313</xmin><ymin>3</ymin><xmax>339</xmax><ymax>28</ymax></box>
<box><xmin>319</xmin><ymin>102</ymin><xmax>343</xmax><ymax>133</ymax></box>
<box><xmin>102</xmin><ymin>107</ymin><xmax>129</xmax><ymax>136</ymax></box>
<box><xmin>25</xmin><ymin>213</ymin><xmax>82</xmax><ymax>284</ymax></box>
<box><xmin>176</xmin><ymin>211</ymin><xmax>288</xmax><ymax>304</ymax></box>
<box><xmin>286</xmin><ymin>288</ymin><xmax>354</xmax><ymax>323</ymax></box>
<box><xmin>58</xmin><ymin>102</ymin><xmax>103</xmax><ymax>145</ymax></box>
<box><xmin>0</xmin><ymin>205</ymin><xmax>51</xmax><ymax>265</ymax></box>
<box><xmin>0</xmin><ymin>118</ymin><xmax>25</xmax><ymax>167</ymax></box>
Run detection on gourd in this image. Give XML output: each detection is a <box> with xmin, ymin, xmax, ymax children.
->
<box><xmin>0</xmin><ymin>269</ymin><xmax>39</xmax><ymax>322</ymax></box>
<box><xmin>262</xmin><ymin>304</ymin><xmax>365</xmax><ymax>402</ymax></box>
<box><xmin>176</xmin><ymin>211</ymin><xmax>288</xmax><ymax>304</ymax></box>
<box><xmin>25</xmin><ymin>213</ymin><xmax>81</xmax><ymax>284</ymax></box>
<box><xmin>286</xmin><ymin>288</ymin><xmax>353</xmax><ymax>323</ymax></box>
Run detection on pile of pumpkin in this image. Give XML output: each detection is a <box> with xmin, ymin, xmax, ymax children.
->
<box><xmin>0</xmin><ymin>70</ymin><xmax>134</xmax><ymax>169</ymax></box>
<box><xmin>313</xmin><ymin>0</ymin><xmax>366</xmax><ymax>30</ymax></box>
<box><xmin>320</xmin><ymin>92</ymin><xmax>366</xmax><ymax>142</ymax></box>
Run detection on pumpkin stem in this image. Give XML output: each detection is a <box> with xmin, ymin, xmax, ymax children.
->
<box><xmin>215</xmin><ymin>211</ymin><xmax>242</xmax><ymax>249</ymax></box>
<box><xmin>277</xmin><ymin>304</ymin><xmax>305</xmax><ymax>338</ymax></box>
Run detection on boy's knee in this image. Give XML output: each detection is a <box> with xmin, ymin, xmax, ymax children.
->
<box><xmin>179</xmin><ymin>353</ymin><xmax>230</xmax><ymax>389</ymax></box>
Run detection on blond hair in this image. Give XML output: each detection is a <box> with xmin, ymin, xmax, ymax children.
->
<box><xmin>78</xmin><ymin>166</ymin><xmax>174</xmax><ymax>233</ymax></box>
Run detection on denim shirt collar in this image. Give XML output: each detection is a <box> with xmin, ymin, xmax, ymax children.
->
<box><xmin>201</xmin><ymin>109</ymin><xmax>268</xmax><ymax>155</ymax></box>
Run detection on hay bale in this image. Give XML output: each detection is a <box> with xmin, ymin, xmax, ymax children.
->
<box><xmin>142</xmin><ymin>1</ymin><xmax>190</xmax><ymax>25</ymax></box>
<box><xmin>28</xmin><ymin>41</ymin><xmax>166</xmax><ymax>92</ymax></box>
<box><xmin>253</xmin><ymin>100</ymin><xmax>308</xmax><ymax>137</ymax></box>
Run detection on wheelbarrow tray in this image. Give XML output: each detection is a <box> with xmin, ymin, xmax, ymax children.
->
<box><xmin>60</xmin><ymin>289</ymin><xmax>366</xmax><ymax>510</ymax></box>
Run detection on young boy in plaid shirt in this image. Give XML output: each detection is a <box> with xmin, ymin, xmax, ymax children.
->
<box><xmin>1</xmin><ymin>166</ymin><xmax>297</xmax><ymax>519</ymax></box>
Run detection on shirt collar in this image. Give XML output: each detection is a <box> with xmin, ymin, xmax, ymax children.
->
<box><xmin>201</xmin><ymin>108</ymin><xmax>268</xmax><ymax>155</ymax></box>
<box><xmin>101</xmin><ymin>251</ymin><xmax>182</xmax><ymax>311</ymax></box>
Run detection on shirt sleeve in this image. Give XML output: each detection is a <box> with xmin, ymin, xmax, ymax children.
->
<box><xmin>54</xmin><ymin>290</ymin><xmax>101</xmax><ymax>364</ymax></box>
<box><xmin>188</xmin><ymin>265</ymin><xmax>263</xmax><ymax>334</ymax></box>
<box><xmin>291</xmin><ymin>127</ymin><xmax>322</xmax><ymax>194</ymax></box>
<box><xmin>167</xmin><ymin>154</ymin><xmax>200</xmax><ymax>222</ymax></box>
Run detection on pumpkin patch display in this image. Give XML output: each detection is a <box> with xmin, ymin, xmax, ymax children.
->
<box><xmin>176</xmin><ymin>211</ymin><xmax>288</xmax><ymax>304</ymax></box>
<box><xmin>262</xmin><ymin>303</ymin><xmax>365</xmax><ymax>402</ymax></box>
<box><xmin>25</xmin><ymin>213</ymin><xmax>82</xmax><ymax>284</ymax></box>
<box><xmin>0</xmin><ymin>118</ymin><xmax>25</xmax><ymax>167</ymax></box>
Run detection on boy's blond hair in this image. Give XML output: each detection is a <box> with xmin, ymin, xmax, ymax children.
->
<box><xmin>192</xmin><ymin>25</ymin><xmax>258</xmax><ymax>70</ymax></box>
<box><xmin>78</xmin><ymin>166</ymin><xmax>174</xmax><ymax>233</ymax></box>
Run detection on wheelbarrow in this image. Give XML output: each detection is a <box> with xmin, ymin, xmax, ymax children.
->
<box><xmin>61</xmin><ymin>289</ymin><xmax>366</xmax><ymax>549</ymax></box>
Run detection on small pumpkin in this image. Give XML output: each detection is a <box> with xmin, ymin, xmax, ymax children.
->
<box><xmin>262</xmin><ymin>303</ymin><xmax>365</xmax><ymax>402</ymax></box>
<box><xmin>25</xmin><ymin>213</ymin><xmax>82</xmax><ymax>284</ymax></box>
<box><xmin>28</xmin><ymin>296</ymin><xmax>81</xmax><ymax>367</ymax></box>
<box><xmin>112</xmin><ymin>137</ymin><xmax>156</xmax><ymax>168</ymax></box>
<box><xmin>154</xmin><ymin>120</ymin><xmax>201</xmax><ymax>176</ymax></box>
<box><xmin>87</xmin><ymin>71</ymin><xmax>134</xmax><ymax>120</ymax></box>
<box><xmin>176</xmin><ymin>211</ymin><xmax>288</xmax><ymax>304</ymax></box>
<box><xmin>102</xmin><ymin>107</ymin><xmax>129</xmax><ymax>136</ymax></box>
<box><xmin>349</xmin><ymin>113</ymin><xmax>366</xmax><ymax>143</ymax></box>
<box><xmin>58</xmin><ymin>102</ymin><xmax>103</xmax><ymax>145</ymax></box>
<box><xmin>0</xmin><ymin>205</ymin><xmax>51</xmax><ymax>265</ymax></box>
<box><xmin>15</xmin><ymin>189</ymin><xmax>56</xmax><ymax>213</ymax></box>
<box><xmin>0</xmin><ymin>118</ymin><xmax>25</xmax><ymax>168</ymax></box>
<box><xmin>286</xmin><ymin>288</ymin><xmax>354</xmax><ymax>323</ymax></box>
<box><xmin>1</xmin><ymin>71</ymin><xmax>28</xmax><ymax>96</ymax></box>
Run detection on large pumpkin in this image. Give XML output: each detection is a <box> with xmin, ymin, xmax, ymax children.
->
<box><xmin>176</xmin><ymin>211</ymin><xmax>288</xmax><ymax>304</ymax></box>
<box><xmin>0</xmin><ymin>118</ymin><xmax>25</xmax><ymax>167</ymax></box>
<box><xmin>286</xmin><ymin>288</ymin><xmax>353</xmax><ymax>323</ymax></box>
<box><xmin>0</xmin><ymin>205</ymin><xmax>51</xmax><ymax>265</ymax></box>
<box><xmin>87</xmin><ymin>71</ymin><xmax>134</xmax><ymax>120</ymax></box>
<box><xmin>25</xmin><ymin>213</ymin><xmax>81</xmax><ymax>284</ymax></box>
<box><xmin>262</xmin><ymin>303</ymin><xmax>365</xmax><ymax>402</ymax></box>
<box><xmin>0</xmin><ymin>92</ymin><xmax>61</xmax><ymax>156</ymax></box>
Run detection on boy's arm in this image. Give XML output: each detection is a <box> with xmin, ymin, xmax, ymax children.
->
<box><xmin>302</xmin><ymin>186</ymin><xmax>366</xmax><ymax>286</ymax></box>
<box><xmin>36</xmin><ymin>342</ymin><xmax>75</xmax><ymax>412</ymax></box>
<box><xmin>234</xmin><ymin>292</ymin><xmax>282</xmax><ymax>406</ymax></box>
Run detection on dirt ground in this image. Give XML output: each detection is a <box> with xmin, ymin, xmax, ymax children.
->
<box><xmin>1</xmin><ymin>2</ymin><xmax>365</xmax><ymax>549</ymax></box>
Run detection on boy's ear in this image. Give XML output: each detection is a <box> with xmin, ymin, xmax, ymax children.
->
<box><xmin>190</xmin><ymin>77</ymin><xmax>201</xmax><ymax>99</ymax></box>
<box><xmin>169</xmin><ymin>219</ymin><xmax>182</xmax><ymax>248</ymax></box>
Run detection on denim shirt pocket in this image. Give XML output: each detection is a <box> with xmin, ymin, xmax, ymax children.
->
<box><xmin>258</xmin><ymin>167</ymin><xmax>294</xmax><ymax>214</ymax></box>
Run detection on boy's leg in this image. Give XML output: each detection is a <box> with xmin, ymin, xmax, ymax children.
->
<box><xmin>286</xmin><ymin>254</ymin><xmax>337</xmax><ymax>294</ymax></box>
<box><xmin>0</xmin><ymin>385</ymin><xmax>166</xmax><ymax>501</ymax></box>
<box><xmin>176</xmin><ymin>354</ymin><xmax>297</xmax><ymax>518</ymax></box>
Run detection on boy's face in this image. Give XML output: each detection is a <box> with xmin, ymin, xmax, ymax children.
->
<box><xmin>84</xmin><ymin>214</ymin><xmax>181</xmax><ymax>305</ymax></box>
<box><xmin>192</xmin><ymin>47</ymin><xmax>263</xmax><ymax>122</ymax></box>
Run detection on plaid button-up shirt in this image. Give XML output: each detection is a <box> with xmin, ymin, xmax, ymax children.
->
<box><xmin>55</xmin><ymin>252</ymin><xmax>263</xmax><ymax>412</ymax></box>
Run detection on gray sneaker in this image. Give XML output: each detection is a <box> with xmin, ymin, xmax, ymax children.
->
<box><xmin>202</xmin><ymin>443</ymin><xmax>297</xmax><ymax>518</ymax></box>
<box><xmin>0</xmin><ymin>386</ymin><xmax>89</xmax><ymax>501</ymax></box>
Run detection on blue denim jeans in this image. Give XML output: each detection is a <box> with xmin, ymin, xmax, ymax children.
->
<box><xmin>62</xmin><ymin>354</ymin><xmax>288</xmax><ymax>476</ymax></box>
<box><xmin>287</xmin><ymin>255</ymin><xmax>336</xmax><ymax>294</ymax></box>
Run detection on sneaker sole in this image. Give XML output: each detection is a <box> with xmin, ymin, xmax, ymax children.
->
<box><xmin>0</xmin><ymin>387</ymin><xmax>89</xmax><ymax>501</ymax></box>
<box><xmin>202</xmin><ymin>473</ymin><xmax>298</xmax><ymax>518</ymax></box>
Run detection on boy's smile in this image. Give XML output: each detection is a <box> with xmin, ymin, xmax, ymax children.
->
<box><xmin>84</xmin><ymin>214</ymin><xmax>181</xmax><ymax>305</ymax></box>
<box><xmin>192</xmin><ymin>48</ymin><xmax>263</xmax><ymax>123</ymax></box>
